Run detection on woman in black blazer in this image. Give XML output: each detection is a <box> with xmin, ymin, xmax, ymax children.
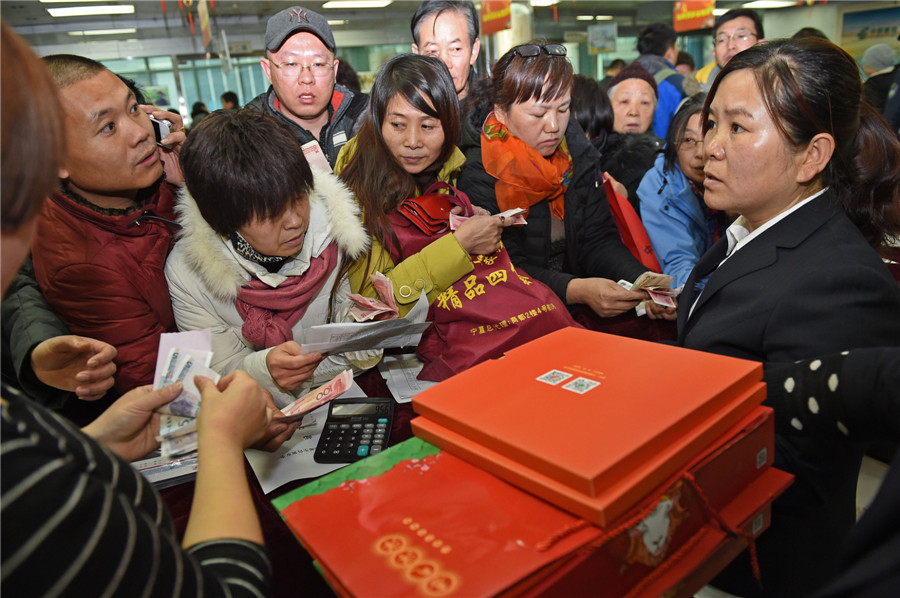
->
<box><xmin>677</xmin><ymin>38</ymin><xmax>900</xmax><ymax>597</ymax></box>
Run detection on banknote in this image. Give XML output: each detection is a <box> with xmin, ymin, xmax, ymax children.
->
<box><xmin>449</xmin><ymin>208</ymin><xmax>527</xmax><ymax>231</ymax></box>
<box><xmin>370</xmin><ymin>271</ymin><xmax>398</xmax><ymax>312</ymax></box>
<box><xmin>161</xmin><ymin>431</ymin><xmax>198</xmax><ymax>459</ymax></box>
<box><xmin>279</xmin><ymin>369</ymin><xmax>353</xmax><ymax>423</ymax></box>
<box><xmin>158</xmin><ymin>413</ymin><xmax>197</xmax><ymax>440</ymax></box>
<box><xmin>348</xmin><ymin>293</ymin><xmax>398</xmax><ymax>322</ymax></box>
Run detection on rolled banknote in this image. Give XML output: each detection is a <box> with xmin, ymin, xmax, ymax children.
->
<box><xmin>279</xmin><ymin>369</ymin><xmax>353</xmax><ymax>423</ymax></box>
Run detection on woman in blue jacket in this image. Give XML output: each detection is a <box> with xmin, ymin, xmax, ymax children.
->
<box><xmin>638</xmin><ymin>94</ymin><xmax>727</xmax><ymax>288</ymax></box>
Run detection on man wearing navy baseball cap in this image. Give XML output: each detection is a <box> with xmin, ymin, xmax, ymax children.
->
<box><xmin>247</xmin><ymin>6</ymin><xmax>368</xmax><ymax>169</ymax></box>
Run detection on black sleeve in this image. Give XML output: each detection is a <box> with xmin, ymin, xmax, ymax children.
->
<box><xmin>1</xmin><ymin>255</ymin><xmax>72</xmax><ymax>407</ymax></box>
<box><xmin>762</xmin><ymin>348</ymin><xmax>900</xmax><ymax>441</ymax></box>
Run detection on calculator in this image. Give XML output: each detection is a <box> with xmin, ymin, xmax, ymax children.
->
<box><xmin>313</xmin><ymin>397</ymin><xmax>394</xmax><ymax>463</ymax></box>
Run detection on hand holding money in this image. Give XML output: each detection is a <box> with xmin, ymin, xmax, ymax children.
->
<box><xmin>249</xmin><ymin>383</ymin><xmax>302</xmax><ymax>451</ymax></box>
<box><xmin>83</xmin><ymin>382</ymin><xmax>183</xmax><ymax>462</ymax></box>
<box><xmin>195</xmin><ymin>371</ymin><xmax>271</xmax><ymax>450</ymax></box>
<box><xmin>450</xmin><ymin>207</ymin><xmax>527</xmax><ymax>231</ymax></box>
<box><xmin>567</xmin><ymin>277</ymin><xmax>646</xmax><ymax>317</ymax></box>
<box><xmin>620</xmin><ymin>272</ymin><xmax>679</xmax><ymax>315</ymax></box>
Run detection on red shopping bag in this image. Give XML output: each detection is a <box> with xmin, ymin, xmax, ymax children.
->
<box><xmin>604</xmin><ymin>176</ymin><xmax>662</xmax><ymax>272</ymax></box>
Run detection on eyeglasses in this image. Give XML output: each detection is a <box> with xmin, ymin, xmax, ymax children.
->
<box><xmin>714</xmin><ymin>29</ymin><xmax>758</xmax><ymax>47</ymax></box>
<box><xmin>680</xmin><ymin>136</ymin><xmax>701</xmax><ymax>149</ymax></box>
<box><xmin>268</xmin><ymin>59</ymin><xmax>335</xmax><ymax>78</ymax></box>
<box><xmin>512</xmin><ymin>43</ymin><xmax>567</xmax><ymax>58</ymax></box>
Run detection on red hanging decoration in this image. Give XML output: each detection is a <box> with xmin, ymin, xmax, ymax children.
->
<box><xmin>553</xmin><ymin>3</ymin><xmax>558</xmax><ymax>22</ymax></box>
<box><xmin>188</xmin><ymin>11</ymin><xmax>195</xmax><ymax>35</ymax></box>
<box><xmin>160</xmin><ymin>0</ymin><xmax>166</xmax><ymax>13</ymax></box>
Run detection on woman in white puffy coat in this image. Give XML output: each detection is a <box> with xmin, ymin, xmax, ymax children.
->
<box><xmin>165</xmin><ymin>110</ymin><xmax>380</xmax><ymax>407</ymax></box>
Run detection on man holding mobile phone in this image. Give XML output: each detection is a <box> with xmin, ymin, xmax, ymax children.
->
<box><xmin>27</xmin><ymin>54</ymin><xmax>186</xmax><ymax>396</ymax></box>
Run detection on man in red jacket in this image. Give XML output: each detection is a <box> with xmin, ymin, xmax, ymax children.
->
<box><xmin>31</xmin><ymin>54</ymin><xmax>186</xmax><ymax>394</ymax></box>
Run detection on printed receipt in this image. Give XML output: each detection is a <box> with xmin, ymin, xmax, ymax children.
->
<box><xmin>301</xmin><ymin>292</ymin><xmax>430</xmax><ymax>354</ymax></box>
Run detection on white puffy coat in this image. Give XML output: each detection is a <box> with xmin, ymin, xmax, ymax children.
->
<box><xmin>165</xmin><ymin>169</ymin><xmax>380</xmax><ymax>407</ymax></box>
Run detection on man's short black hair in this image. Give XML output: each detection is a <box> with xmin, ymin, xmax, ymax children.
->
<box><xmin>676</xmin><ymin>51</ymin><xmax>695</xmax><ymax>70</ymax></box>
<box><xmin>180</xmin><ymin>110</ymin><xmax>314</xmax><ymax>236</ymax></box>
<box><xmin>220</xmin><ymin>91</ymin><xmax>239</xmax><ymax>107</ymax></box>
<box><xmin>411</xmin><ymin>1</ymin><xmax>479</xmax><ymax>47</ymax></box>
<box><xmin>637</xmin><ymin>23</ymin><xmax>677</xmax><ymax>57</ymax></box>
<box><xmin>713</xmin><ymin>9</ymin><xmax>764</xmax><ymax>39</ymax></box>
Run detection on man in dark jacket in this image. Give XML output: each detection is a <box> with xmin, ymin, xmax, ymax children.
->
<box><xmin>248</xmin><ymin>6</ymin><xmax>367</xmax><ymax>169</ymax></box>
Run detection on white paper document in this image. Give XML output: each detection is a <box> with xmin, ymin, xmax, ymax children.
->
<box><xmin>377</xmin><ymin>353</ymin><xmax>438</xmax><ymax>404</ymax></box>
<box><xmin>245</xmin><ymin>381</ymin><xmax>367</xmax><ymax>494</ymax></box>
<box><xmin>301</xmin><ymin>292</ymin><xmax>430</xmax><ymax>354</ymax></box>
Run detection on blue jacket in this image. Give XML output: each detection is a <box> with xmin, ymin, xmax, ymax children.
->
<box><xmin>637</xmin><ymin>153</ymin><xmax>713</xmax><ymax>288</ymax></box>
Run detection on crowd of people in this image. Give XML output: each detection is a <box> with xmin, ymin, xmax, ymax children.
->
<box><xmin>2</xmin><ymin>2</ymin><xmax>899</xmax><ymax>597</ymax></box>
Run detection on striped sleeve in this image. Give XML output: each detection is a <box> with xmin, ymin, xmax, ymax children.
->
<box><xmin>1</xmin><ymin>391</ymin><xmax>271</xmax><ymax>597</ymax></box>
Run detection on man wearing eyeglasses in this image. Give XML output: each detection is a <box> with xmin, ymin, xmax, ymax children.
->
<box><xmin>695</xmin><ymin>9</ymin><xmax>765</xmax><ymax>93</ymax></box>
<box><xmin>248</xmin><ymin>6</ymin><xmax>368</xmax><ymax>169</ymax></box>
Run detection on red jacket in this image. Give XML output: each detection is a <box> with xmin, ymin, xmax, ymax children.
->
<box><xmin>32</xmin><ymin>183</ymin><xmax>179</xmax><ymax>393</ymax></box>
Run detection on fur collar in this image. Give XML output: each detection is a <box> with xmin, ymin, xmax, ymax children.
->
<box><xmin>173</xmin><ymin>168</ymin><xmax>368</xmax><ymax>302</ymax></box>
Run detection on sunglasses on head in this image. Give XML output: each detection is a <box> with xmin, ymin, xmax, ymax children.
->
<box><xmin>513</xmin><ymin>43</ymin><xmax>567</xmax><ymax>58</ymax></box>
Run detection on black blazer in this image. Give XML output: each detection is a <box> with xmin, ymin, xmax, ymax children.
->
<box><xmin>677</xmin><ymin>190</ymin><xmax>900</xmax><ymax>597</ymax></box>
<box><xmin>678</xmin><ymin>190</ymin><xmax>900</xmax><ymax>360</ymax></box>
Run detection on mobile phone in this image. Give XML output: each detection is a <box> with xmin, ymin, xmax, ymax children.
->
<box><xmin>149</xmin><ymin>116</ymin><xmax>171</xmax><ymax>145</ymax></box>
<box><xmin>314</xmin><ymin>396</ymin><xmax>394</xmax><ymax>463</ymax></box>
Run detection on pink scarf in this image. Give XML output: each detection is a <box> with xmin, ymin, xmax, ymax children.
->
<box><xmin>235</xmin><ymin>242</ymin><xmax>338</xmax><ymax>348</ymax></box>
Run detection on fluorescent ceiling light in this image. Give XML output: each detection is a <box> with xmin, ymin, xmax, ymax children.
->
<box><xmin>741</xmin><ymin>1</ymin><xmax>796</xmax><ymax>8</ymax></box>
<box><xmin>713</xmin><ymin>8</ymin><xmax>728</xmax><ymax>16</ymax></box>
<box><xmin>327</xmin><ymin>20</ymin><xmax>349</xmax><ymax>26</ymax></box>
<box><xmin>48</xmin><ymin>5</ymin><xmax>135</xmax><ymax>17</ymax></box>
<box><xmin>322</xmin><ymin>1</ymin><xmax>393</xmax><ymax>8</ymax></box>
<box><xmin>40</xmin><ymin>0</ymin><xmax>110</xmax><ymax>3</ymax></box>
<box><xmin>576</xmin><ymin>15</ymin><xmax>594</xmax><ymax>21</ymax></box>
<box><xmin>595</xmin><ymin>15</ymin><xmax>614</xmax><ymax>21</ymax></box>
<box><xmin>530</xmin><ymin>0</ymin><xmax>558</xmax><ymax>6</ymax></box>
<box><xmin>68</xmin><ymin>27</ymin><xmax>137</xmax><ymax>36</ymax></box>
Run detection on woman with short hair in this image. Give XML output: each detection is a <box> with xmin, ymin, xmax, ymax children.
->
<box><xmin>458</xmin><ymin>42</ymin><xmax>675</xmax><ymax>328</ymax></box>
<box><xmin>166</xmin><ymin>109</ymin><xmax>380</xmax><ymax>407</ymax></box>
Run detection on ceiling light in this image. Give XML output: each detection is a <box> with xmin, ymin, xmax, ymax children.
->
<box><xmin>48</xmin><ymin>5</ymin><xmax>135</xmax><ymax>17</ymax></box>
<box><xmin>68</xmin><ymin>27</ymin><xmax>137</xmax><ymax>36</ymax></box>
<box><xmin>576</xmin><ymin>15</ymin><xmax>594</xmax><ymax>21</ymax></box>
<box><xmin>713</xmin><ymin>8</ymin><xmax>728</xmax><ymax>16</ymax></box>
<box><xmin>595</xmin><ymin>15</ymin><xmax>614</xmax><ymax>21</ymax></box>
<box><xmin>530</xmin><ymin>0</ymin><xmax>558</xmax><ymax>6</ymax></box>
<box><xmin>321</xmin><ymin>1</ymin><xmax>393</xmax><ymax>8</ymax></box>
<box><xmin>327</xmin><ymin>20</ymin><xmax>349</xmax><ymax>26</ymax></box>
<box><xmin>741</xmin><ymin>1</ymin><xmax>796</xmax><ymax>8</ymax></box>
